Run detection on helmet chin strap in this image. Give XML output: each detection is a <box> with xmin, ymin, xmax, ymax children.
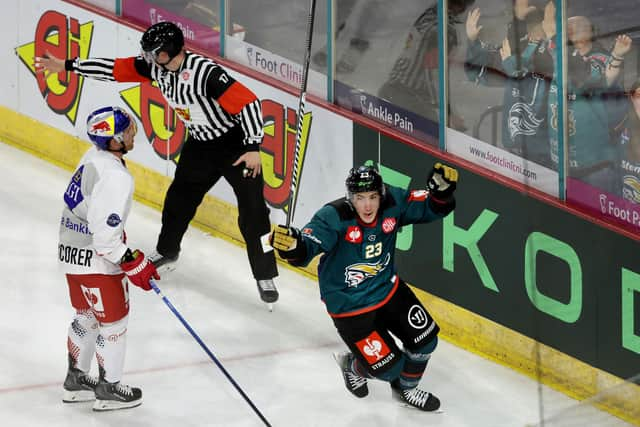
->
<box><xmin>108</xmin><ymin>136</ymin><xmax>128</xmax><ymax>154</ymax></box>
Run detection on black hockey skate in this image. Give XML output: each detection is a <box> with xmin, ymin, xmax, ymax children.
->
<box><xmin>62</xmin><ymin>356</ymin><xmax>99</xmax><ymax>403</ymax></box>
<box><xmin>256</xmin><ymin>279</ymin><xmax>279</xmax><ymax>311</ymax></box>
<box><xmin>391</xmin><ymin>380</ymin><xmax>441</xmax><ymax>412</ymax></box>
<box><xmin>333</xmin><ymin>351</ymin><xmax>369</xmax><ymax>398</ymax></box>
<box><xmin>149</xmin><ymin>251</ymin><xmax>179</xmax><ymax>274</ymax></box>
<box><xmin>93</xmin><ymin>368</ymin><xmax>142</xmax><ymax>411</ymax></box>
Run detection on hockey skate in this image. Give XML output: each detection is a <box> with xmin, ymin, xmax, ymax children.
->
<box><xmin>256</xmin><ymin>279</ymin><xmax>278</xmax><ymax>311</ymax></box>
<box><xmin>62</xmin><ymin>361</ymin><xmax>99</xmax><ymax>403</ymax></box>
<box><xmin>149</xmin><ymin>251</ymin><xmax>179</xmax><ymax>274</ymax></box>
<box><xmin>93</xmin><ymin>368</ymin><xmax>142</xmax><ymax>411</ymax></box>
<box><xmin>333</xmin><ymin>351</ymin><xmax>369</xmax><ymax>398</ymax></box>
<box><xmin>391</xmin><ymin>380</ymin><xmax>441</xmax><ymax>412</ymax></box>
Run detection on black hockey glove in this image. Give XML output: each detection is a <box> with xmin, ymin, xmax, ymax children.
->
<box><xmin>270</xmin><ymin>225</ymin><xmax>304</xmax><ymax>260</ymax></box>
<box><xmin>427</xmin><ymin>162</ymin><xmax>457</xmax><ymax>215</ymax></box>
<box><xmin>427</xmin><ymin>162</ymin><xmax>458</xmax><ymax>199</ymax></box>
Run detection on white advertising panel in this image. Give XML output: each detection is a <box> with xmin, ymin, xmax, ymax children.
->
<box><xmin>226</xmin><ymin>37</ymin><xmax>327</xmax><ymax>100</ymax></box>
<box><xmin>447</xmin><ymin>128</ymin><xmax>559</xmax><ymax>196</ymax></box>
<box><xmin>6</xmin><ymin>0</ymin><xmax>352</xmax><ymax>228</ymax></box>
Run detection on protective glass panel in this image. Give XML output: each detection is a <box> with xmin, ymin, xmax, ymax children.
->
<box><xmin>331</xmin><ymin>0</ymin><xmax>440</xmax><ymax>146</ymax></box>
<box><xmin>121</xmin><ymin>0</ymin><xmax>222</xmax><ymax>55</ymax></box>
<box><xmin>227</xmin><ymin>0</ymin><xmax>329</xmax><ymax>99</ymax></box>
<box><xmin>563</xmin><ymin>0</ymin><xmax>640</xmax><ymax>235</ymax></box>
<box><xmin>447</xmin><ymin>0</ymin><xmax>559</xmax><ymax>195</ymax></box>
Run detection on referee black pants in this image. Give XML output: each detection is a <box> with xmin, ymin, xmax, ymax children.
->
<box><xmin>156</xmin><ymin>128</ymin><xmax>278</xmax><ymax>281</ymax></box>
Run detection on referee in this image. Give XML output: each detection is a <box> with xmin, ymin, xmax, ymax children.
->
<box><xmin>35</xmin><ymin>22</ymin><xmax>279</xmax><ymax>305</ymax></box>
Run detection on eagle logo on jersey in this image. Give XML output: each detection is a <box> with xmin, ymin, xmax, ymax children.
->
<box><xmin>623</xmin><ymin>175</ymin><xmax>640</xmax><ymax>203</ymax></box>
<box><xmin>345</xmin><ymin>253</ymin><xmax>390</xmax><ymax>288</ymax></box>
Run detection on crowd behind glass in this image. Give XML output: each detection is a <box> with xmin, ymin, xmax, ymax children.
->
<box><xmin>81</xmin><ymin>0</ymin><xmax>640</xmax><ymax>233</ymax></box>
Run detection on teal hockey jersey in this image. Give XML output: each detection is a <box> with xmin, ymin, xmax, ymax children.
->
<box><xmin>290</xmin><ymin>185</ymin><xmax>453</xmax><ymax>317</ymax></box>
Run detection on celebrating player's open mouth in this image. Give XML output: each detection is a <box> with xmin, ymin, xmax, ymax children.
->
<box><xmin>352</xmin><ymin>191</ymin><xmax>381</xmax><ymax>224</ymax></box>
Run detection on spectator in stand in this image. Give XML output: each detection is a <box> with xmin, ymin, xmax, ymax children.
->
<box><xmin>377</xmin><ymin>0</ymin><xmax>475</xmax><ymax>129</ymax></box>
<box><xmin>612</xmin><ymin>78</ymin><xmax>640</xmax><ymax>202</ymax></box>
<box><xmin>545</xmin><ymin>4</ymin><xmax>632</xmax><ymax>191</ymax></box>
<box><xmin>465</xmin><ymin>0</ymin><xmax>555</xmax><ymax>167</ymax></box>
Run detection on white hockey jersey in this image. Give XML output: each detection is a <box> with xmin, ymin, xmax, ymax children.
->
<box><xmin>58</xmin><ymin>146</ymin><xmax>133</xmax><ymax>275</ymax></box>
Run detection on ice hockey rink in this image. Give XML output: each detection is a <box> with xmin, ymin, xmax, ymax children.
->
<box><xmin>0</xmin><ymin>141</ymin><xmax>632</xmax><ymax>427</ymax></box>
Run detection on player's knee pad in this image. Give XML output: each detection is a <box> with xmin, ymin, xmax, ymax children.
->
<box><xmin>68</xmin><ymin>309</ymin><xmax>100</xmax><ymax>371</ymax></box>
<box><xmin>71</xmin><ymin>309</ymin><xmax>99</xmax><ymax>338</ymax></box>
<box><xmin>96</xmin><ymin>315</ymin><xmax>129</xmax><ymax>382</ymax></box>
<box><xmin>97</xmin><ymin>315</ymin><xmax>129</xmax><ymax>344</ymax></box>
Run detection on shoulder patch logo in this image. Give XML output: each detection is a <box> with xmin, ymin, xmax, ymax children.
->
<box><xmin>106</xmin><ymin>213</ymin><xmax>122</xmax><ymax>227</ymax></box>
<box><xmin>408</xmin><ymin>189</ymin><xmax>428</xmax><ymax>202</ymax></box>
<box><xmin>382</xmin><ymin>217</ymin><xmax>396</xmax><ymax>234</ymax></box>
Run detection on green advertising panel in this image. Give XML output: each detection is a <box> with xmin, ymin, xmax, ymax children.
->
<box><xmin>353</xmin><ymin>124</ymin><xmax>640</xmax><ymax>380</ymax></box>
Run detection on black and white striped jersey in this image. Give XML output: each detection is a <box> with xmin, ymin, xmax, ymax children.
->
<box><xmin>66</xmin><ymin>52</ymin><xmax>264</xmax><ymax>147</ymax></box>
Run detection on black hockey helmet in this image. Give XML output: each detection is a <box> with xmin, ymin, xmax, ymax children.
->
<box><xmin>140</xmin><ymin>21</ymin><xmax>184</xmax><ymax>60</ymax></box>
<box><xmin>345</xmin><ymin>165</ymin><xmax>385</xmax><ymax>199</ymax></box>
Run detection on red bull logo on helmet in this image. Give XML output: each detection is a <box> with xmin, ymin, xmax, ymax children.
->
<box><xmin>89</xmin><ymin>116</ymin><xmax>115</xmax><ymax>136</ymax></box>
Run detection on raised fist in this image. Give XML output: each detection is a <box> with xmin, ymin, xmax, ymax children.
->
<box><xmin>427</xmin><ymin>162</ymin><xmax>458</xmax><ymax>199</ymax></box>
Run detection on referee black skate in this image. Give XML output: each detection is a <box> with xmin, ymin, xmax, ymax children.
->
<box><xmin>35</xmin><ymin>22</ymin><xmax>279</xmax><ymax>307</ymax></box>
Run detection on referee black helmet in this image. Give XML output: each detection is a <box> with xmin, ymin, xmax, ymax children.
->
<box><xmin>140</xmin><ymin>21</ymin><xmax>184</xmax><ymax>60</ymax></box>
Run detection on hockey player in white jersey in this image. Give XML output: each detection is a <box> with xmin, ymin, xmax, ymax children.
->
<box><xmin>59</xmin><ymin>106</ymin><xmax>160</xmax><ymax>411</ymax></box>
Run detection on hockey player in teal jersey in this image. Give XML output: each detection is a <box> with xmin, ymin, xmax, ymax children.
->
<box><xmin>270</xmin><ymin>163</ymin><xmax>458</xmax><ymax>411</ymax></box>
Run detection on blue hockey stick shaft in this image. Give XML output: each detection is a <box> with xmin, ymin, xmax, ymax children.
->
<box><xmin>150</xmin><ymin>279</ymin><xmax>272</xmax><ymax>427</ymax></box>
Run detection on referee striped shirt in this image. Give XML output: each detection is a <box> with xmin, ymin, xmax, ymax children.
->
<box><xmin>66</xmin><ymin>52</ymin><xmax>264</xmax><ymax>147</ymax></box>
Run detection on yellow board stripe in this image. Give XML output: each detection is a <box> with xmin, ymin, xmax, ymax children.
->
<box><xmin>1</xmin><ymin>106</ymin><xmax>638</xmax><ymax>425</ymax></box>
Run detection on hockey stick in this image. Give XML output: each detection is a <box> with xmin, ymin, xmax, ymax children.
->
<box><xmin>285</xmin><ymin>0</ymin><xmax>317</xmax><ymax>227</ymax></box>
<box><xmin>149</xmin><ymin>279</ymin><xmax>272</xmax><ymax>427</ymax></box>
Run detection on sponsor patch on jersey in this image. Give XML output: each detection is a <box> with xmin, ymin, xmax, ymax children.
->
<box><xmin>381</xmin><ymin>217</ymin><xmax>396</xmax><ymax>233</ymax></box>
<box><xmin>174</xmin><ymin>106</ymin><xmax>191</xmax><ymax>121</ymax></box>
<box><xmin>106</xmin><ymin>213</ymin><xmax>122</xmax><ymax>227</ymax></box>
<box><xmin>345</xmin><ymin>226</ymin><xmax>362</xmax><ymax>243</ymax></box>
<box><xmin>81</xmin><ymin>285</ymin><xmax>105</xmax><ymax>314</ymax></box>
<box><xmin>301</xmin><ymin>227</ymin><xmax>322</xmax><ymax>244</ymax></box>
<box><xmin>64</xmin><ymin>165</ymin><xmax>85</xmax><ymax>210</ymax></box>
<box><xmin>181</xmin><ymin>70</ymin><xmax>191</xmax><ymax>81</ymax></box>
<box><xmin>356</xmin><ymin>331</ymin><xmax>391</xmax><ymax>366</ymax></box>
<box><xmin>408</xmin><ymin>189</ymin><xmax>428</xmax><ymax>202</ymax></box>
